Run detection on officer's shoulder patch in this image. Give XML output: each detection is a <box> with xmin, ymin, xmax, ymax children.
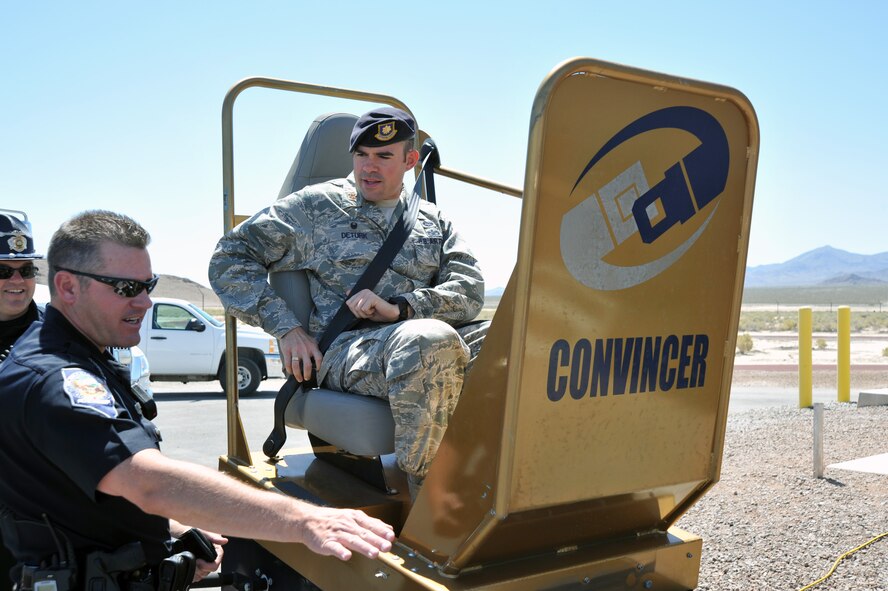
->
<box><xmin>61</xmin><ymin>367</ymin><xmax>118</xmax><ymax>419</ymax></box>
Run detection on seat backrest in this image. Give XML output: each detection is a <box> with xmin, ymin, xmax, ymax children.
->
<box><xmin>271</xmin><ymin>112</ymin><xmax>358</xmax><ymax>330</ymax></box>
<box><xmin>278</xmin><ymin>112</ymin><xmax>358</xmax><ymax>198</ymax></box>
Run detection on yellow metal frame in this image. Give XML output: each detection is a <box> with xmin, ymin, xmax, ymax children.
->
<box><xmin>217</xmin><ymin>57</ymin><xmax>759</xmax><ymax>590</ymax></box>
<box><xmin>398</xmin><ymin>56</ymin><xmax>757</xmax><ymax>582</ymax></box>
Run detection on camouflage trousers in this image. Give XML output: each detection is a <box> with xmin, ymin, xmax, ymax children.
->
<box><xmin>322</xmin><ymin>319</ymin><xmax>489</xmax><ymax>478</ymax></box>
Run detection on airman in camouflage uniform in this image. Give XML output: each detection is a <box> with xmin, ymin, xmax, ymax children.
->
<box><xmin>209</xmin><ymin>107</ymin><xmax>488</xmax><ymax>494</ymax></box>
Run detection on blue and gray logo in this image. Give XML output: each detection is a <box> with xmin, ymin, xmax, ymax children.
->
<box><xmin>560</xmin><ymin>106</ymin><xmax>730</xmax><ymax>290</ymax></box>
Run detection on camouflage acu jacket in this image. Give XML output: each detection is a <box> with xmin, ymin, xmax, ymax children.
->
<box><xmin>208</xmin><ymin>176</ymin><xmax>485</xmax><ymax>339</ymax></box>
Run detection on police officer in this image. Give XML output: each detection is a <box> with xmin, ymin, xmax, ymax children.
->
<box><xmin>209</xmin><ymin>107</ymin><xmax>489</xmax><ymax>497</ymax></box>
<box><xmin>0</xmin><ymin>210</ymin><xmax>394</xmax><ymax>590</ymax></box>
<box><xmin>0</xmin><ymin>210</ymin><xmax>43</xmax><ymax>363</ymax></box>
<box><xmin>0</xmin><ymin>210</ymin><xmax>44</xmax><ymax>589</ymax></box>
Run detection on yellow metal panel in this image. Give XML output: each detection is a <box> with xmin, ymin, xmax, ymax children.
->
<box><xmin>510</xmin><ymin>66</ymin><xmax>754</xmax><ymax>508</ymax></box>
<box><xmin>401</xmin><ymin>57</ymin><xmax>758</xmax><ymax>574</ymax></box>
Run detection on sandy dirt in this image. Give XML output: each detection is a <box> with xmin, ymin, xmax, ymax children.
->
<box><xmin>732</xmin><ymin>332</ymin><xmax>888</xmax><ymax>389</ymax></box>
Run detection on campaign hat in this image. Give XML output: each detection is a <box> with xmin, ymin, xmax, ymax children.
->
<box><xmin>0</xmin><ymin>211</ymin><xmax>43</xmax><ymax>260</ymax></box>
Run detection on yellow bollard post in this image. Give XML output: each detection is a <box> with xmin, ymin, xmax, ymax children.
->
<box><xmin>837</xmin><ymin>306</ymin><xmax>851</xmax><ymax>403</ymax></box>
<box><xmin>799</xmin><ymin>307</ymin><xmax>813</xmax><ymax>408</ymax></box>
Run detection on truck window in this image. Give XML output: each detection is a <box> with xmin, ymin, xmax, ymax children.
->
<box><xmin>190</xmin><ymin>305</ymin><xmax>224</xmax><ymax>327</ymax></box>
<box><xmin>153</xmin><ymin>304</ymin><xmax>197</xmax><ymax>330</ymax></box>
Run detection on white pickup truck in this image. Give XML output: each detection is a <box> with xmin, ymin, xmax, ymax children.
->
<box><xmin>33</xmin><ymin>286</ymin><xmax>281</xmax><ymax>395</ymax></box>
<box><xmin>140</xmin><ymin>297</ymin><xmax>283</xmax><ymax>395</ymax></box>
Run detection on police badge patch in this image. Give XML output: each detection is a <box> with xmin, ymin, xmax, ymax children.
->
<box><xmin>61</xmin><ymin>368</ymin><xmax>118</xmax><ymax>419</ymax></box>
<box><xmin>7</xmin><ymin>232</ymin><xmax>27</xmax><ymax>253</ymax></box>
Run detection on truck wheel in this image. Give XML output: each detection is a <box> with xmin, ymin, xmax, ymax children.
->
<box><xmin>220</xmin><ymin>358</ymin><xmax>261</xmax><ymax>396</ymax></box>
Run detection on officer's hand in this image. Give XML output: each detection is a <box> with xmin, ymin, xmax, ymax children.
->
<box><xmin>300</xmin><ymin>506</ymin><xmax>395</xmax><ymax>561</ymax></box>
<box><xmin>191</xmin><ymin>530</ymin><xmax>227</xmax><ymax>583</ymax></box>
<box><xmin>346</xmin><ymin>289</ymin><xmax>399</xmax><ymax>323</ymax></box>
<box><xmin>280</xmin><ymin>327</ymin><xmax>322</xmax><ymax>382</ymax></box>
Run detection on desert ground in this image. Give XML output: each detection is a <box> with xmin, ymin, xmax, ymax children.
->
<box><xmin>732</xmin><ymin>332</ymin><xmax>888</xmax><ymax>390</ymax></box>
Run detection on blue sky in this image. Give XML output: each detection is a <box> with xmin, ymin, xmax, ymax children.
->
<box><xmin>2</xmin><ymin>1</ymin><xmax>886</xmax><ymax>291</ymax></box>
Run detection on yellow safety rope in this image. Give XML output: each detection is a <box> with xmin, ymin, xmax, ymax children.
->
<box><xmin>798</xmin><ymin>531</ymin><xmax>888</xmax><ymax>590</ymax></box>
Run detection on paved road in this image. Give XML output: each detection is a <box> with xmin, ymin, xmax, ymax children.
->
<box><xmin>149</xmin><ymin>377</ymin><xmax>867</xmax><ymax>468</ymax></box>
<box><xmin>151</xmin><ymin>378</ymin><xmax>299</xmax><ymax>469</ymax></box>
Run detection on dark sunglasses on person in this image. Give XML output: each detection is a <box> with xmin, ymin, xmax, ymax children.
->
<box><xmin>0</xmin><ymin>263</ymin><xmax>39</xmax><ymax>280</ymax></box>
<box><xmin>55</xmin><ymin>267</ymin><xmax>159</xmax><ymax>298</ymax></box>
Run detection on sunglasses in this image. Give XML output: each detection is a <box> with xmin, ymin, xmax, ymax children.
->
<box><xmin>0</xmin><ymin>263</ymin><xmax>39</xmax><ymax>280</ymax></box>
<box><xmin>56</xmin><ymin>267</ymin><xmax>159</xmax><ymax>298</ymax></box>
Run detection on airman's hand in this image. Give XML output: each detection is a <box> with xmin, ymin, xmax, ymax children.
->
<box><xmin>346</xmin><ymin>289</ymin><xmax>399</xmax><ymax>323</ymax></box>
<box><xmin>280</xmin><ymin>326</ymin><xmax>322</xmax><ymax>382</ymax></box>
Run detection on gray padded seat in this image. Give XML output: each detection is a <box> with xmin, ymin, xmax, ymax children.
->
<box><xmin>270</xmin><ymin>112</ymin><xmax>396</xmax><ymax>457</ymax></box>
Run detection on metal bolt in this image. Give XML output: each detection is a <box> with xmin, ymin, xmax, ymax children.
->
<box><xmin>374</xmin><ymin>571</ymin><xmax>389</xmax><ymax>580</ymax></box>
<box><xmin>583</xmin><ymin>576</ymin><xmax>592</xmax><ymax>584</ymax></box>
<box><xmin>644</xmin><ymin>580</ymin><xmax>653</xmax><ymax>589</ymax></box>
<box><xmin>687</xmin><ymin>552</ymin><xmax>693</xmax><ymax>559</ymax></box>
<box><xmin>407</xmin><ymin>552</ymin><xmax>415</xmax><ymax>558</ymax></box>
<box><xmin>636</xmin><ymin>564</ymin><xmax>644</xmax><ymax>571</ymax></box>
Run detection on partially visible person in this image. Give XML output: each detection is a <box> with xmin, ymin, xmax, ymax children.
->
<box><xmin>0</xmin><ymin>210</ymin><xmax>43</xmax><ymax>363</ymax></box>
<box><xmin>0</xmin><ymin>210</ymin><xmax>394</xmax><ymax>591</ymax></box>
<box><xmin>0</xmin><ymin>210</ymin><xmax>44</xmax><ymax>589</ymax></box>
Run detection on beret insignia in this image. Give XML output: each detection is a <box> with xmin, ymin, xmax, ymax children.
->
<box><xmin>374</xmin><ymin>122</ymin><xmax>397</xmax><ymax>142</ymax></box>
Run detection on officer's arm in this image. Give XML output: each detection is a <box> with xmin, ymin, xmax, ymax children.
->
<box><xmin>97</xmin><ymin>448</ymin><xmax>394</xmax><ymax>561</ymax></box>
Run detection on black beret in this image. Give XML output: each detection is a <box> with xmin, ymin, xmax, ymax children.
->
<box><xmin>349</xmin><ymin>107</ymin><xmax>416</xmax><ymax>152</ymax></box>
<box><xmin>0</xmin><ymin>212</ymin><xmax>43</xmax><ymax>260</ymax></box>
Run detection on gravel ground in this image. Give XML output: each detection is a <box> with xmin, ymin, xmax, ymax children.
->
<box><xmin>677</xmin><ymin>403</ymin><xmax>888</xmax><ymax>590</ymax></box>
<box><xmin>732</xmin><ymin>367</ymin><xmax>888</xmax><ymax>391</ymax></box>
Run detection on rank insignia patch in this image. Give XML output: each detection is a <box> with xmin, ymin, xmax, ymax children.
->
<box><xmin>374</xmin><ymin>122</ymin><xmax>397</xmax><ymax>142</ymax></box>
<box><xmin>420</xmin><ymin>219</ymin><xmax>443</xmax><ymax>239</ymax></box>
<box><xmin>62</xmin><ymin>368</ymin><xmax>118</xmax><ymax>419</ymax></box>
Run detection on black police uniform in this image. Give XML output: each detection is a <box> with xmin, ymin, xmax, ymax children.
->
<box><xmin>0</xmin><ymin>301</ymin><xmax>42</xmax><ymax>363</ymax></box>
<box><xmin>0</xmin><ymin>305</ymin><xmax>171</xmax><ymax>587</ymax></box>
<box><xmin>0</xmin><ymin>301</ymin><xmax>43</xmax><ymax>587</ymax></box>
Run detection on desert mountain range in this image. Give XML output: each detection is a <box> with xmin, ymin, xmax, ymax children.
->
<box><xmin>35</xmin><ymin>245</ymin><xmax>888</xmax><ymax>304</ymax></box>
<box><xmin>744</xmin><ymin>246</ymin><xmax>888</xmax><ymax>288</ymax></box>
